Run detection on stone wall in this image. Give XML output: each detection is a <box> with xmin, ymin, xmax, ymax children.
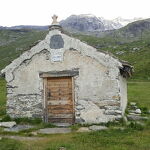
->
<box><xmin>7</xmin><ymin>94</ymin><xmax>43</xmax><ymax>118</ymax></box>
<box><xmin>2</xmin><ymin>27</ymin><xmax>127</xmax><ymax>123</ymax></box>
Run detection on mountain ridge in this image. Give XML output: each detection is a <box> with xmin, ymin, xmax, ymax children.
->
<box><xmin>0</xmin><ymin>14</ymin><xmax>144</xmax><ymax>32</ymax></box>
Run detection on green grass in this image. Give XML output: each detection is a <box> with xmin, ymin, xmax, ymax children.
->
<box><xmin>0</xmin><ymin>129</ymin><xmax>149</xmax><ymax>150</ymax></box>
<box><xmin>128</xmin><ymin>82</ymin><xmax>150</xmax><ymax>109</ymax></box>
<box><xmin>0</xmin><ymin>129</ymin><xmax>150</xmax><ymax>150</ymax></box>
<box><xmin>0</xmin><ymin>78</ymin><xmax>6</xmax><ymax>116</ymax></box>
<box><xmin>0</xmin><ymin>138</ymin><xmax>25</xmax><ymax>150</ymax></box>
<box><xmin>0</xmin><ymin>29</ymin><xmax>47</xmax><ymax>70</ymax></box>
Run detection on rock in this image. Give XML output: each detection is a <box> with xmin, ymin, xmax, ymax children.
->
<box><xmin>105</xmin><ymin>110</ymin><xmax>122</xmax><ymax>115</ymax></box>
<box><xmin>127</xmin><ymin>115</ymin><xmax>148</xmax><ymax>121</ymax></box>
<box><xmin>89</xmin><ymin>125</ymin><xmax>108</xmax><ymax>131</ymax></box>
<box><xmin>52</xmin><ymin>123</ymin><xmax>71</xmax><ymax>127</ymax></box>
<box><xmin>116</xmin><ymin>51</ymin><xmax>124</xmax><ymax>55</ymax></box>
<box><xmin>0</xmin><ymin>121</ymin><xmax>16</xmax><ymax>128</ymax></box>
<box><xmin>130</xmin><ymin>102</ymin><xmax>136</xmax><ymax>106</ymax></box>
<box><xmin>128</xmin><ymin>110</ymin><xmax>136</xmax><ymax>113</ymax></box>
<box><xmin>38</xmin><ymin>128</ymin><xmax>71</xmax><ymax>134</ymax></box>
<box><xmin>115</xmin><ymin>110</ymin><xmax>122</xmax><ymax>114</ymax></box>
<box><xmin>75</xmin><ymin>111</ymin><xmax>80</xmax><ymax>116</ymax></box>
<box><xmin>4</xmin><ymin>125</ymin><xmax>34</xmax><ymax>132</ymax></box>
<box><xmin>59</xmin><ymin>147</ymin><xmax>66</xmax><ymax>150</ymax></box>
<box><xmin>75</xmin><ymin>117</ymin><xmax>85</xmax><ymax>124</ymax></box>
<box><xmin>132</xmin><ymin>47</ymin><xmax>140</xmax><ymax>51</ymax></box>
<box><xmin>104</xmin><ymin>106</ymin><xmax>120</xmax><ymax>110</ymax></box>
<box><xmin>128</xmin><ymin>112</ymin><xmax>138</xmax><ymax>115</ymax></box>
<box><xmin>77</xmin><ymin>127</ymin><xmax>90</xmax><ymax>132</ymax></box>
<box><xmin>76</xmin><ymin>105</ymin><xmax>84</xmax><ymax>110</ymax></box>
<box><xmin>31</xmin><ymin>132</ymin><xmax>38</xmax><ymax>136</ymax></box>
<box><xmin>115</xmin><ymin>115</ymin><xmax>123</xmax><ymax>121</ymax></box>
<box><xmin>135</xmin><ymin>109</ymin><xmax>141</xmax><ymax>114</ymax></box>
<box><xmin>96</xmin><ymin>100</ymin><xmax>120</xmax><ymax>107</ymax></box>
<box><xmin>79</xmin><ymin>100</ymin><xmax>109</xmax><ymax>123</ymax></box>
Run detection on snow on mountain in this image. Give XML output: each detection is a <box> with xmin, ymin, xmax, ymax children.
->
<box><xmin>60</xmin><ymin>14</ymin><xmax>144</xmax><ymax>33</ymax></box>
<box><xmin>113</xmin><ymin>17</ymin><xmax>143</xmax><ymax>26</ymax></box>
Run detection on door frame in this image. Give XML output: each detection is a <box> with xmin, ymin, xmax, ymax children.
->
<box><xmin>40</xmin><ymin>69</ymin><xmax>79</xmax><ymax>123</ymax></box>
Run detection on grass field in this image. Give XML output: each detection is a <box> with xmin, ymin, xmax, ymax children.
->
<box><xmin>0</xmin><ymin>79</ymin><xmax>150</xmax><ymax>150</ymax></box>
<box><xmin>128</xmin><ymin>82</ymin><xmax>150</xmax><ymax>109</ymax></box>
<box><xmin>0</xmin><ymin>128</ymin><xmax>150</xmax><ymax>150</ymax></box>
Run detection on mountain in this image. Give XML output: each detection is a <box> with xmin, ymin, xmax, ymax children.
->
<box><xmin>112</xmin><ymin>17</ymin><xmax>143</xmax><ymax>26</ymax></box>
<box><xmin>60</xmin><ymin>14</ymin><xmax>105</xmax><ymax>32</ymax></box>
<box><xmin>0</xmin><ymin>14</ymin><xmax>143</xmax><ymax>34</ymax></box>
<box><xmin>7</xmin><ymin>25</ymin><xmax>48</xmax><ymax>30</ymax></box>
<box><xmin>105</xmin><ymin>18</ymin><xmax>150</xmax><ymax>42</ymax></box>
<box><xmin>60</xmin><ymin>14</ymin><xmax>143</xmax><ymax>33</ymax></box>
<box><xmin>98</xmin><ymin>17</ymin><xmax>123</xmax><ymax>30</ymax></box>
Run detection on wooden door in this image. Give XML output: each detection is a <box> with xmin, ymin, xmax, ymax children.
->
<box><xmin>45</xmin><ymin>77</ymin><xmax>74</xmax><ymax>124</ymax></box>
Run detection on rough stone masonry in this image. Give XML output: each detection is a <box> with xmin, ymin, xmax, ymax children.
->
<box><xmin>0</xmin><ymin>16</ymin><xmax>132</xmax><ymax>124</ymax></box>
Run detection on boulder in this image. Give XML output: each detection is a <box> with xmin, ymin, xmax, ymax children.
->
<box><xmin>105</xmin><ymin>110</ymin><xmax>122</xmax><ymax>115</ymax></box>
<box><xmin>127</xmin><ymin>115</ymin><xmax>148</xmax><ymax>121</ymax></box>
<box><xmin>89</xmin><ymin>125</ymin><xmax>108</xmax><ymax>131</ymax></box>
<box><xmin>77</xmin><ymin>127</ymin><xmax>90</xmax><ymax>132</ymax></box>
<box><xmin>0</xmin><ymin>121</ymin><xmax>16</xmax><ymax>128</ymax></box>
<box><xmin>79</xmin><ymin>100</ymin><xmax>109</xmax><ymax>123</ymax></box>
<box><xmin>31</xmin><ymin>131</ymin><xmax>38</xmax><ymax>136</ymax></box>
<box><xmin>135</xmin><ymin>109</ymin><xmax>141</xmax><ymax>114</ymax></box>
<box><xmin>115</xmin><ymin>115</ymin><xmax>123</xmax><ymax>121</ymax></box>
<box><xmin>59</xmin><ymin>147</ymin><xmax>66</xmax><ymax>150</ymax></box>
<box><xmin>130</xmin><ymin>102</ymin><xmax>136</xmax><ymax>106</ymax></box>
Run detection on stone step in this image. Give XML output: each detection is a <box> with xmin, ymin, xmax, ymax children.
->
<box><xmin>52</xmin><ymin>123</ymin><xmax>71</xmax><ymax>127</ymax></box>
<box><xmin>38</xmin><ymin>128</ymin><xmax>71</xmax><ymax>134</ymax></box>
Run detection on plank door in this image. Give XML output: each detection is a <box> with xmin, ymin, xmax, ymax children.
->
<box><xmin>46</xmin><ymin>77</ymin><xmax>74</xmax><ymax>124</ymax></box>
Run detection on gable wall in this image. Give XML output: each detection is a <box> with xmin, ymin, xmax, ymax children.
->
<box><xmin>4</xmin><ymin>28</ymin><xmax>127</xmax><ymax>123</ymax></box>
<box><xmin>6</xmin><ymin>49</ymin><xmax>124</xmax><ymax>123</ymax></box>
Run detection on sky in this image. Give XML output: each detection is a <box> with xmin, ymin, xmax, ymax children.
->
<box><xmin>1</xmin><ymin>0</ymin><xmax>150</xmax><ymax>26</ymax></box>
